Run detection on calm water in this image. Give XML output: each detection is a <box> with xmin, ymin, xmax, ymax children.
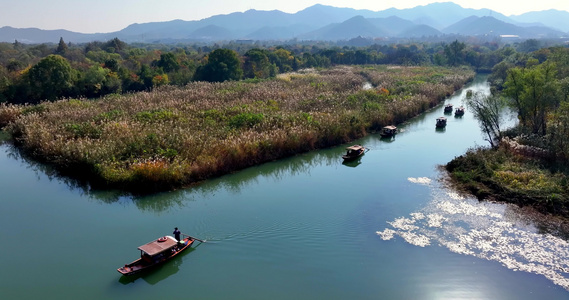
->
<box><xmin>1</xmin><ymin>75</ymin><xmax>568</xmax><ymax>299</ymax></box>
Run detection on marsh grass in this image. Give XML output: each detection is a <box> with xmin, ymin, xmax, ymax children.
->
<box><xmin>2</xmin><ymin>65</ymin><xmax>474</xmax><ymax>192</ymax></box>
<box><xmin>446</xmin><ymin>145</ymin><xmax>569</xmax><ymax>218</ymax></box>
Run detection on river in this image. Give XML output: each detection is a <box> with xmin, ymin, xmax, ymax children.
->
<box><xmin>1</xmin><ymin>75</ymin><xmax>568</xmax><ymax>299</ymax></box>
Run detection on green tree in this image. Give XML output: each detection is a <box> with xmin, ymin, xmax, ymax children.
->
<box><xmin>548</xmin><ymin>101</ymin><xmax>569</xmax><ymax>160</ymax></box>
<box><xmin>79</xmin><ymin>65</ymin><xmax>121</xmax><ymax>98</ymax></box>
<box><xmin>155</xmin><ymin>52</ymin><xmax>180</xmax><ymax>73</ymax></box>
<box><xmin>103</xmin><ymin>38</ymin><xmax>127</xmax><ymax>53</ymax></box>
<box><xmin>465</xmin><ymin>92</ymin><xmax>506</xmax><ymax>147</ymax></box>
<box><xmin>56</xmin><ymin>37</ymin><xmax>68</xmax><ymax>55</ymax></box>
<box><xmin>504</xmin><ymin>62</ymin><xmax>559</xmax><ymax>135</ymax></box>
<box><xmin>517</xmin><ymin>39</ymin><xmax>540</xmax><ymax>53</ymax></box>
<box><xmin>25</xmin><ymin>54</ymin><xmax>76</xmax><ymax>102</ymax></box>
<box><xmin>0</xmin><ymin>66</ymin><xmax>10</xmax><ymax>103</ymax></box>
<box><xmin>243</xmin><ymin>49</ymin><xmax>272</xmax><ymax>79</ymax></box>
<box><xmin>269</xmin><ymin>48</ymin><xmax>295</xmax><ymax>72</ymax></box>
<box><xmin>444</xmin><ymin>40</ymin><xmax>466</xmax><ymax>66</ymax></box>
<box><xmin>194</xmin><ymin>49</ymin><xmax>242</xmax><ymax>82</ymax></box>
<box><xmin>138</xmin><ymin>64</ymin><xmax>156</xmax><ymax>90</ymax></box>
<box><xmin>104</xmin><ymin>58</ymin><xmax>120</xmax><ymax>72</ymax></box>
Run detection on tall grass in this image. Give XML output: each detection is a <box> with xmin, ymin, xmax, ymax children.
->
<box><xmin>2</xmin><ymin>65</ymin><xmax>474</xmax><ymax>192</ymax></box>
<box><xmin>446</xmin><ymin>144</ymin><xmax>569</xmax><ymax>218</ymax></box>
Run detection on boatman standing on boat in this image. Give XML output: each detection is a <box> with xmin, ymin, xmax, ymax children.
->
<box><xmin>173</xmin><ymin>227</ymin><xmax>181</xmax><ymax>241</ymax></box>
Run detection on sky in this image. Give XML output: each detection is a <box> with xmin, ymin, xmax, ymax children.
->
<box><xmin>2</xmin><ymin>0</ymin><xmax>569</xmax><ymax>33</ymax></box>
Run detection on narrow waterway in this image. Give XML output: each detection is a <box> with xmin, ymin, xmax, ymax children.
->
<box><xmin>1</xmin><ymin>75</ymin><xmax>568</xmax><ymax>299</ymax></box>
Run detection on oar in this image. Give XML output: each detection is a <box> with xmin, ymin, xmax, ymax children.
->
<box><xmin>181</xmin><ymin>233</ymin><xmax>206</xmax><ymax>243</ymax></box>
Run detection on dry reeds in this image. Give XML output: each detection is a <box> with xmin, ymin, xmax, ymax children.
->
<box><xmin>2</xmin><ymin>65</ymin><xmax>474</xmax><ymax>191</ymax></box>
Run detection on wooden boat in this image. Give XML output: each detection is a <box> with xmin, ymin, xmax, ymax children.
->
<box><xmin>444</xmin><ymin>104</ymin><xmax>453</xmax><ymax>113</ymax></box>
<box><xmin>436</xmin><ymin>117</ymin><xmax>447</xmax><ymax>128</ymax></box>
<box><xmin>342</xmin><ymin>145</ymin><xmax>366</xmax><ymax>161</ymax></box>
<box><xmin>455</xmin><ymin>106</ymin><xmax>465</xmax><ymax>116</ymax></box>
<box><xmin>117</xmin><ymin>235</ymin><xmax>196</xmax><ymax>276</ymax></box>
<box><xmin>379</xmin><ymin>125</ymin><xmax>397</xmax><ymax>138</ymax></box>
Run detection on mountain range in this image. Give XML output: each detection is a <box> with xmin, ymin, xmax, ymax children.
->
<box><xmin>1</xmin><ymin>2</ymin><xmax>568</xmax><ymax>44</ymax></box>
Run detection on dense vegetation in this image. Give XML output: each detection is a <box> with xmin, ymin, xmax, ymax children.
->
<box><xmin>3</xmin><ymin>36</ymin><xmax>568</xmax><ymax>198</ymax></box>
<box><xmin>447</xmin><ymin>46</ymin><xmax>569</xmax><ymax>218</ymax></box>
<box><xmin>1</xmin><ymin>65</ymin><xmax>473</xmax><ymax>192</ymax></box>
<box><xmin>0</xmin><ymin>37</ymin><xmax>547</xmax><ymax>105</ymax></box>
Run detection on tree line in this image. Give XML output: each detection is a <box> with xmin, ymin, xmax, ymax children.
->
<box><xmin>466</xmin><ymin>45</ymin><xmax>569</xmax><ymax>160</ymax></box>
<box><xmin>0</xmin><ymin>37</ymin><xmax>559</xmax><ymax>105</ymax></box>
<box><xmin>447</xmin><ymin>45</ymin><xmax>569</xmax><ymax>218</ymax></box>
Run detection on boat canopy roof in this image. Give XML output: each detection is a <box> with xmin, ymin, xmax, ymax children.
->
<box><xmin>138</xmin><ymin>236</ymin><xmax>177</xmax><ymax>256</ymax></box>
<box><xmin>346</xmin><ymin>145</ymin><xmax>364</xmax><ymax>151</ymax></box>
<box><xmin>437</xmin><ymin>117</ymin><xmax>447</xmax><ymax>121</ymax></box>
<box><xmin>382</xmin><ymin>125</ymin><xmax>397</xmax><ymax>130</ymax></box>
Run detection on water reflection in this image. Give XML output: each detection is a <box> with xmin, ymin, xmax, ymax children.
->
<box><xmin>342</xmin><ymin>157</ymin><xmax>362</xmax><ymax>168</ymax></box>
<box><xmin>118</xmin><ymin>247</ymin><xmax>198</xmax><ymax>285</ymax></box>
<box><xmin>1</xmin><ymin>140</ymin><xmax>353</xmax><ymax>211</ymax></box>
<box><xmin>376</xmin><ymin>175</ymin><xmax>569</xmax><ymax>291</ymax></box>
<box><xmin>379</xmin><ymin>136</ymin><xmax>396</xmax><ymax>143</ymax></box>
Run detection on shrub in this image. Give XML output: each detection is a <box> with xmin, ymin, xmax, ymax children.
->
<box><xmin>229</xmin><ymin>113</ymin><xmax>265</xmax><ymax>129</ymax></box>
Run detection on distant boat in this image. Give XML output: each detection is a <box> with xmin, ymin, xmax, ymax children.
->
<box><xmin>455</xmin><ymin>106</ymin><xmax>465</xmax><ymax>116</ymax></box>
<box><xmin>379</xmin><ymin>125</ymin><xmax>397</xmax><ymax>138</ymax></box>
<box><xmin>444</xmin><ymin>104</ymin><xmax>453</xmax><ymax>113</ymax></box>
<box><xmin>117</xmin><ymin>234</ymin><xmax>199</xmax><ymax>276</ymax></box>
<box><xmin>436</xmin><ymin>117</ymin><xmax>447</xmax><ymax>128</ymax></box>
<box><xmin>342</xmin><ymin>145</ymin><xmax>366</xmax><ymax>161</ymax></box>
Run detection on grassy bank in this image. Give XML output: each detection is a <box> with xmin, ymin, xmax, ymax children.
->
<box><xmin>445</xmin><ymin>143</ymin><xmax>569</xmax><ymax>219</ymax></box>
<box><xmin>1</xmin><ymin>65</ymin><xmax>474</xmax><ymax>192</ymax></box>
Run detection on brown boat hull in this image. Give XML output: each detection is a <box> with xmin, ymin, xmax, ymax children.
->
<box><xmin>117</xmin><ymin>237</ymin><xmax>194</xmax><ymax>276</ymax></box>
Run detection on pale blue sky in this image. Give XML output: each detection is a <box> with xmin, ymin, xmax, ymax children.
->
<box><xmin>2</xmin><ymin>0</ymin><xmax>568</xmax><ymax>33</ymax></box>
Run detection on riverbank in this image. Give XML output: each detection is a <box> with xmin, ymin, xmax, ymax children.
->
<box><xmin>1</xmin><ymin>65</ymin><xmax>474</xmax><ymax>192</ymax></box>
<box><xmin>445</xmin><ymin>142</ymin><xmax>569</xmax><ymax>220</ymax></box>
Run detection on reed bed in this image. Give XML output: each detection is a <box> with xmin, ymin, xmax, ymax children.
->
<box><xmin>2</xmin><ymin>65</ymin><xmax>474</xmax><ymax>192</ymax></box>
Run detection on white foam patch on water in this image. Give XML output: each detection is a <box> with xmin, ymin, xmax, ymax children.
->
<box><xmin>427</xmin><ymin>213</ymin><xmax>445</xmax><ymax>228</ymax></box>
<box><xmin>408</xmin><ymin>177</ymin><xmax>432</xmax><ymax>185</ymax></box>
<box><xmin>376</xmin><ymin>183</ymin><xmax>569</xmax><ymax>291</ymax></box>
<box><xmin>446</xmin><ymin>191</ymin><xmax>464</xmax><ymax>200</ymax></box>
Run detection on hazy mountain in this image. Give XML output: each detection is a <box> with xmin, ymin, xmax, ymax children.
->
<box><xmin>246</xmin><ymin>24</ymin><xmax>314</xmax><ymax>40</ymax></box>
<box><xmin>291</xmin><ymin>4</ymin><xmax>379</xmax><ymax>27</ymax></box>
<box><xmin>397</xmin><ymin>24</ymin><xmax>442</xmax><ymax>38</ymax></box>
<box><xmin>0</xmin><ymin>2</ymin><xmax>566</xmax><ymax>44</ymax></box>
<box><xmin>443</xmin><ymin>16</ymin><xmax>564</xmax><ymax>38</ymax></box>
<box><xmin>300</xmin><ymin>16</ymin><xmax>387</xmax><ymax>40</ymax></box>
<box><xmin>372</xmin><ymin>2</ymin><xmax>513</xmax><ymax>29</ymax></box>
<box><xmin>367</xmin><ymin>16</ymin><xmax>416</xmax><ymax>37</ymax></box>
<box><xmin>190</xmin><ymin>25</ymin><xmax>234</xmax><ymax>41</ymax></box>
<box><xmin>0</xmin><ymin>26</ymin><xmax>107</xmax><ymax>44</ymax></box>
<box><xmin>510</xmin><ymin>10</ymin><xmax>569</xmax><ymax>33</ymax></box>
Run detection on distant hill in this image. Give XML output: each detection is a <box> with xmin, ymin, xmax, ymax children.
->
<box><xmin>246</xmin><ymin>24</ymin><xmax>313</xmax><ymax>40</ymax></box>
<box><xmin>0</xmin><ymin>26</ymin><xmax>107</xmax><ymax>44</ymax></box>
<box><xmin>190</xmin><ymin>25</ymin><xmax>234</xmax><ymax>41</ymax></box>
<box><xmin>510</xmin><ymin>10</ymin><xmax>569</xmax><ymax>33</ymax></box>
<box><xmin>300</xmin><ymin>16</ymin><xmax>388</xmax><ymax>40</ymax></box>
<box><xmin>367</xmin><ymin>16</ymin><xmax>416</xmax><ymax>37</ymax></box>
<box><xmin>371</xmin><ymin>2</ymin><xmax>513</xmax><ymax>29</ymax></box>
<box><xmin>398</xmin><ymin>24</ymin><xmax>442</xmax><ymax>38</ymax></box>
<box><xmin>443</xmin><ymin>16</ymin><xmax>565</xmax><ymax>38</ymax></box>
<box><xmin>0</xmin><ymin>2</ymin><xmax>566</xmax><ymax>44</ymax></box>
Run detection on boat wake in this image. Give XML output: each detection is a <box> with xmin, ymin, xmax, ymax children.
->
<box><xmin>377</xmin><ymin>177</ymin><xmax>569</xmax><ymax>291</ymax></box>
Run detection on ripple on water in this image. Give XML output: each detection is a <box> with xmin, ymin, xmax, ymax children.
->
<box><xmin>377</xmin><ymin>177</ymin><xmax>569</xmax><ymax>291</ymax></box>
